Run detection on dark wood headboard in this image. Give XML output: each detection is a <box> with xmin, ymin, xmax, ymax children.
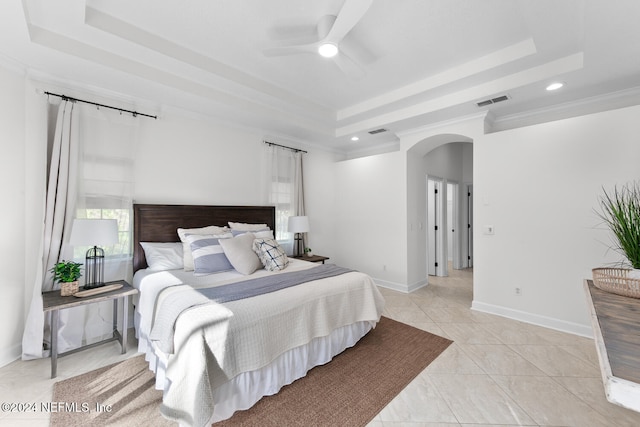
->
<box><xmin>133</xmin><ymin>204</ymin><xmax>276</xmax><ymax>273</ymax></box>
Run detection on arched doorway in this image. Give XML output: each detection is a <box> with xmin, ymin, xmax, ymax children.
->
<box><xmin>406</xmin><ymin>134</ymin><xmax>474</xmax><ymax>288</ymax></box>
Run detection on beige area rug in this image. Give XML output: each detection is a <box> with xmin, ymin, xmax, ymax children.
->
<box><xmin>51</xmin><ymin>317</ymin><xmax>452</xmax><ymax>426</ymax></box>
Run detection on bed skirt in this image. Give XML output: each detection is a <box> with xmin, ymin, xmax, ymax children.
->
<box><xmin>140</xmin><ymin>320</ymin><xmax>374</xmax><ymax>424</ymax></box>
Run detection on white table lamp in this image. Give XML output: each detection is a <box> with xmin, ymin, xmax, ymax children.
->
<box><xmin>70</xmin><ymin>219</ymin><xmax>119</xmax><ymax>289</ymax></box>
<box><xmin>288</xmin><ymin>216</ymin><xmax>310</xmax><ymax>257</ymax></box>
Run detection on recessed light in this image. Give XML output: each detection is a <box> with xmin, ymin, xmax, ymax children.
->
<box><xmin>350</xmin><ymin>136</ymin><xmax>359</xmax><ymax>142</ymax></box>
<box><xmin>318</xmin><ymin>43</ymin><xmax>338</xmax><ymax>58</ymax></box>
<box><xmin>546</xmin><ymin>82</ymin><xmax>564</xmax><ymax>91</ymax></box>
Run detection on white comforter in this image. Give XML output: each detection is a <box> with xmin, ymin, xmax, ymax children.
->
<box><xmin>132</xmin><ymin>259</ymin><xmax>385</xmax><ymax>427</ymax></box>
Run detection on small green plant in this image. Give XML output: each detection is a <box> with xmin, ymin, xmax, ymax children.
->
<box><xmin>304</xmin><ymin>247</ymin><xmax>312</xmax><ymax>253</ymax></box>
<box><xmin>50</xmin><ymin>260</ymin><xmax>83</xmax><ymax>283</ymax></box>
<box><xmin>597</xmin><ymin>181</ymin><xmax>640</xmax><ymax>269</ymax></box>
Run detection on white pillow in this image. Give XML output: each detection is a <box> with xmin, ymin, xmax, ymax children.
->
<box><xmin>218</xmin><ymin>233</ymin><xmax>263</xmax><ymax>275</ymax></box>
<box><xmin>231</xmin><ymin>229</ymin><xmax>274</xmax><ymax>239</ymax></box>
<box><xmin>228</xmin><ymin>222</ymin><xmax>269</xmax><ymax>231</ymax></box>
<box><xmin>185</xmin><ymin>234</ymin><xmax>234</xmax><ymax>275</ymax></box>
<box><xmin>177</xmin><ymin>225</ymin><xmax>229</xmax><ymax>271</ymax></box>
<box><xmin>140</xmin><ymin>242</ymin><xmax>183</xmax><ymax>271</ymax></box>
<box><xmin>253</xmin><ymin>238</ymin><xmax>289</xmax><ymax>271</ymax></box>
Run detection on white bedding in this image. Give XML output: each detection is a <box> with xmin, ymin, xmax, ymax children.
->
<box><xmin>132</xmin><ymin>258</ymin><xmax>385</xmax><ymax>426</ymax></box>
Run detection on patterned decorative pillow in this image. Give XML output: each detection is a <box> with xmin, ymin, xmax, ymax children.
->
<box><xmin>185</xmin><ymin>233</ymin><xmax>234</xmax><ymax>275</ymax></box>
<box><xmin>252</xmin><ymin>238</ymin><xmax>289</xmax><ymax>271</ymax></box>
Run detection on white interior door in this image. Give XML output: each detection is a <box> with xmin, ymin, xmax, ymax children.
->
<box><xmin>447</xmin><ymin>182</ymin><xmax>460</xmax><ymax>270</ymax></box>
<box><xmin>466</xmin><ymin>184</ymin><xmax>474</xmax><ymax>268</ymax></box>
<box><xmin>427</xmin><ymin>177</ymin><xmax>444</xmax><ymax>276</ymax></box>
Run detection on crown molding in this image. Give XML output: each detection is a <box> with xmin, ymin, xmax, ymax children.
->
<box><xmin>491</xmin><ymin>85</ymin><xmax>640</xmax><ymax>132</ymax></box>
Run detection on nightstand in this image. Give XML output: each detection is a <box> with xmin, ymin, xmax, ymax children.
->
<box><xmin>42</xmin><ymin>280</ymin><xmax>138</xmax><ymax>378</ymax></box>
<box><xmin>293</xmin><ymin>254</ymin><xmax>329</xmax><ymax>264</ymax></box>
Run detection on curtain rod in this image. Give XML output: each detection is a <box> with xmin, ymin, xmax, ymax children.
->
<box><xmin>44</xmin><ymin>91</ymin><xmax>157</xmax><ymax>120</ymax></box>
<box><xmin>264</xmin><ymin>140</ymin><xmax>307</xmax><ymax>154</ymax></box>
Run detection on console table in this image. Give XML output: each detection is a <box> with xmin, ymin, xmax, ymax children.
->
<box><xmin>584</xmin><ymin>279</ymin><xmax>640</xmax><ymax>412</ymax></box>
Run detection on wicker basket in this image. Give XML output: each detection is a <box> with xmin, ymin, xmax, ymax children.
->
<box><xmin>60</xmin><ymin>281</ymin><xmax>79</xmax><ymax>296</ymax></box>
<box><xmin>592</xmin><ymin>268</ymin><xmax>640</xmax><ymax>298</ymax></box>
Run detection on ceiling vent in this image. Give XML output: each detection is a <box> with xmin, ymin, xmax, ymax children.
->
<box><xmin>476</xmin><ymin>95</ymin><xmax>510</xmax><ymax>107</ymax></box>
<box><xmin>368</xmin><ymin>128</ymin><xmax>387</xmax><ymax>135</ymax></box>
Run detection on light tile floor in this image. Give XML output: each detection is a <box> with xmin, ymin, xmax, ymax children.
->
<box><xmin>368</xmin><ymin>267</ymin><xmax>640</xmax><ymax>427</ymax></box>
<box><xmin>2</xmin><ymin>267</ymin><xmax>640</xmax><ymax>426</ymax></box>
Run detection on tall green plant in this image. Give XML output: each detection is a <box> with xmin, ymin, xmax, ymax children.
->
<box><xmin>597</xmin><ymin>181</ymin><xmax>640</xmax><ymax>269</ymax></box>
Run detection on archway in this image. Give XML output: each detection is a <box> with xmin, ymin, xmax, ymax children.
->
<box><xmin>406</xmin><ymin>133</ymin><xmax>473</xmax><ymax>288</ymax></box>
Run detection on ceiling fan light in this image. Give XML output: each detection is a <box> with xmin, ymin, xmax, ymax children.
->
<box><xmin>351</xmin><ymin>136</ymin><xmax>359</xmax><ymax>141</ymax></box>
<box><xmin>318</xmin><ymin>43</ymin><xmax>338</xmax><ymax>58</ymax></box>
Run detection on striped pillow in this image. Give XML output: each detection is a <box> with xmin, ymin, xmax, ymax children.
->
<box><xmin>231</xmin><ymin>228</ymin><xmax>274</xmax><ymax>239</ymax></box>
<box><xmin>253</xmin><ymin>238</ymin><xmax>289</xmax><ymax>271</ymax></box>
<box><xmin>185</xmin><ymin>233</ymin><xmax>234</xmax><ymax>275</ymax></box>
<box><xmin>178</xmin><ymin>225</ymin><xmax>230</xmax><ymax>271</ymax></box>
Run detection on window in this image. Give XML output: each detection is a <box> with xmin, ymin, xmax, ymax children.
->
<box><xmin>72</xmin><ymin>207</ymin><xmax>131</xmax><ymax>260</ymax></box>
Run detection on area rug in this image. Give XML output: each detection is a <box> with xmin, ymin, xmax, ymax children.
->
<box><xmin>51</xmin><ymin>317</ymin><xmax>452</xmax><ymax>426</ymax></box>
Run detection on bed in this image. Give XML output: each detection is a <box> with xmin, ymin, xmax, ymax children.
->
<box><xmin>131</xmin><ymin>204</ymin><xmax>385</xmax><ymax>426</ymax></box>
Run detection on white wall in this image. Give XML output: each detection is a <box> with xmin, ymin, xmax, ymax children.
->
<box><xmin>424</xmin><ymin>142</ymin><xmax>471</xmax><ymax>182</ymax></box>
<box><xmin>0</xmin><ymin>65</ymin><xmax>26</xmax><ymax>366</ymax></box>
<box><xmin>133</xmin><ymin>114</ymin><xmax>338</xmax><ymax>255</ymax></box>
<box><xmin>302</xmin><ymin>148</ymin><xmax>337</xmax><ymax>257</ymax></box>
<box><xmin>473</xmin><ymin>105</ymin><xmax>640</xmax><ymax>336</ymax></box>
<box><xmin>133</xmin><ymin>116</ymin><xmax>266</xmax><ymax>205</ymax></box>
<box><xmin>333</xmin><ymin>151</ymin><xmax>408</xmax><ymax>289</ymax></box>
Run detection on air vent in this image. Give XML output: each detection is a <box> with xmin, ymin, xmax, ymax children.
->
<box><xmin>368</xmin><ymin>128</ymin><xmax>387</xmax><ymax>135</ymax></box>
<box><xmin>476</xmin><ymin>94</ymin><xmax>510</xmax><ymax>107</ymax></box>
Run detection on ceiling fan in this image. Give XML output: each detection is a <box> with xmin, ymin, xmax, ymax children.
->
<box><xmin>263</xmin><ymin>0</ymin><xmax>374</xmax><ymax>78</ymax></box>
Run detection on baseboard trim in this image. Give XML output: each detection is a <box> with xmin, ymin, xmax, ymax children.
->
<box><xmin>471</xmin><ymin>300</ymin><xmax>593</xmax><ymax>338</ymax></box>
<box><xmin>373</xmin><ymin>278</ymin><xmax>428</xmax><ymax>294</ymax></box>
<box><xmin>374</xmin><ymin>278</ymin><xmax>409</xmax><ymax>293</ymax></box>
<box><xmin>407</xmin><ymin>278</ymin><xmax>428</xmax><ymax>293</ymax></box>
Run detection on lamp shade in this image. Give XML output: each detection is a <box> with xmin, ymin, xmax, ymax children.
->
<box><xmin>69</xmin><ymin>219</ymin><xmax>119</xmax><ymax>246</ymax></box>
<box><xmin>288</xmin><ymin>216</ymin><xmax>310</xmax><ymax>233</ymax></box>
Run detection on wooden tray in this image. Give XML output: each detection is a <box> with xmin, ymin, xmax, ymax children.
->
<box><xmin>73</xmin><ymin>283</ymin><xmax>123</xmax><ymax>298</ymax></box>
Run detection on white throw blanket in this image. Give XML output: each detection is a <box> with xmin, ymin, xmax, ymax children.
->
<box><xmin>152</xmin><ymin>269</ymin><xmax>385</xmax><ymax>427</ymax></box>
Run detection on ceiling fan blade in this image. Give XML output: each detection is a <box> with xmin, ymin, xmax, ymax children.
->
<box><xmin>340</xmin><ymin>37</ymin><xmax>377</xmax><ymax>66</ymax></box>
<box><xmin>325</xmin><ymin>0</ymin><xmax>373</xmax><ymax>43</ymax></box>
<box><xmin>334</xmin><ymin>50</ymin><xmax>366</xmax><ymax>79</ymax></box>
<box><xmin>263</xmin><ymin>43</ymin><xmax>317</xmax><ymax>57</ymax></box>
<box><xmin>267</xmin><ymin>24</ymin><xmax>318</xmax><ymax>42</ymax></box>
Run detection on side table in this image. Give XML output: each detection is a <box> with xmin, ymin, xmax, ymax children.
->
<box><xmin>42</xmin><ymin>280</ymin><xmax>138</xmax><ymax>378</ymax></box>
<box><xmin>293</xmin><ymin>254</ymin><xmax>329</xmax><ymax>264</ymax></box>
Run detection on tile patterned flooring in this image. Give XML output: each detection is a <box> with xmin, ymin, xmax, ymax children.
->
<box><xmin>2</xmin><ymin>267</ymin><xmax>640</xmax><ymax>426</ymax></box>
<box><xmin>369</xmin><ymin>268</ymin><xmax>640</xmax><ymax>427</ymax></box>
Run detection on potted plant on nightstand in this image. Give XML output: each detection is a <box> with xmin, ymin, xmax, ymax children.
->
<box><xmin>50</xmin><ymin>260</ymin><xmax>83</xmax><ymax>296</ymax></box>
<box><xmin>592</xmin><ymin>181</ymin><xmax>640</xmax><ymax>298</ymax></box>
<box><xmin>304</xmin><ymin>247</ymin><xmax>313</xmax><ymax>257</ymax></box>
